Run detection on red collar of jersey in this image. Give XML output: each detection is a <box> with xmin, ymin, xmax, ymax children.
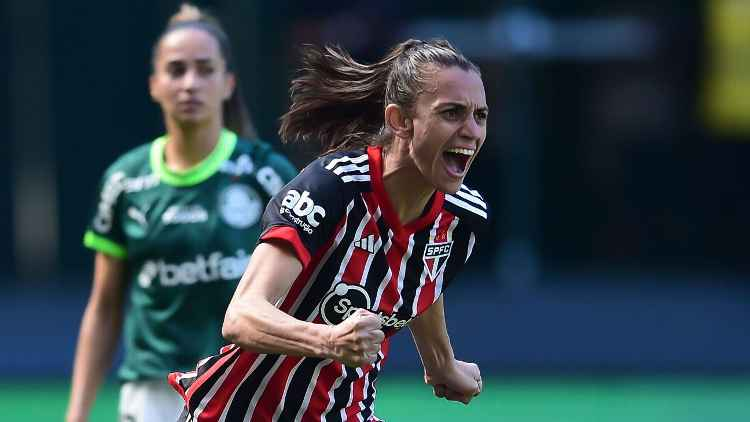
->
<box><xmin>367</xmin><ymin>145</ymin><xmax>445</xmax><ymax>239</ymax></box>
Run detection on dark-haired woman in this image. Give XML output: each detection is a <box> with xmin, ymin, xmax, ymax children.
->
<box><xmin>171</xmin><ymin>38</ymin><xmax>489</xmax><ymax>421</ymax></box>
<box><xmin>65</xmin><ymin>5</ymin><xmax>297</xmax><ymax>422</ymax></box>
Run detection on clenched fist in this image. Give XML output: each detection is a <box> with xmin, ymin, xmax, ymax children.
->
<box><xmin>425</xmin><ymin>359</ymin><xmax>482</xmax><ymax>405</ymax></box>
<box><xmin>326</xmin><ymin>308</ymin><xmax>385</xmax><ymax>367</ymax></box>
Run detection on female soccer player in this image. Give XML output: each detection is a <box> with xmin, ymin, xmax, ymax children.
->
<box><xmin>65</xmin><ymin>5</ymin><xmax>297</xmax><ymax>422</ymax></box>
<box><xmin>171</xmin><ymin>38</ymin><xmax>488</xmax><ymax>421</ymax></box>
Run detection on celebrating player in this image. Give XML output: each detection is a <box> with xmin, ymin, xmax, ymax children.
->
<box><xmin>170</xmin><ymin>38</ymin><xmax>488</xmax><ymax>421</ymax></box>
<box><xmin>65</xmin><ymin>4</ymin><xmax>297</xmax><ymax>422</ymax></box>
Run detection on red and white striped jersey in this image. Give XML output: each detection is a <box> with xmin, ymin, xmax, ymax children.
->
<box><xmin>169</xmin><ymin>146</ymin><xmax>488</xmax><ymax>421</ymax></box>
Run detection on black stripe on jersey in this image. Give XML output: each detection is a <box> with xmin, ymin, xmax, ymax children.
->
<box><xmin>460</xmin><ymin>183</ymin><xmax>485</xmax><ymax>199</ymax></box>
<box><xmin>438</xmin><ymin>225</ymin><xmax>471</xmax><ymax>291</ymax></box>
<box><xmin>224</xmin><ymin>354</ymin><xmax>282</xmax><ymax>421</ymax></box>
<box><xmin>187</xmin><ymin>352</ymin><xmax>240</xmax><ymax>413</ymax></box>
<box><xmin>289</xmin><ymin>199</ymin><xmax>369</xmax><ymax>322</ymax></box>
<box><xmin>324</xmin><ymin>367</ymin><xmax>360</xmax><ymax>422</ymax></box>
<box><xmin>362</xmin><ymin>211</ymin><xmax>391</xmax><ymax>293</ymax></box>
<box><xmin>323</xmin><ymin>151</ymin><xmax>373</xmax><ymax>187</ymax></box>
<box><xmin>393</xmin><ymin>228</ymin><xmax>431</xmax><ymax>318</ymax></box>
<box><xmin>444</xmin><ymin>193</ymin><xmax>487</xmax><ymax>220</ymax></box>
<box><xmin>360</xmin><ymin>361</ymin><xmax>382</xmax><ymax>421</ymax></box>
<box><xmin>275</xmin><ymin>357</ymin><xmax>325</xmax><ymax>421</ymax></box>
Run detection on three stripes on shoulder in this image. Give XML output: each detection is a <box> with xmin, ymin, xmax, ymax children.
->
<box><xmin>446</xmin><ymin>185</ymin><xmax>487</xmax><ymax>219</ymax></box>
<box><xmin>325</xmin><ymin>154</ymin><xmax>370</xmax><ymax>183</ymax></box>
<box><xmin>326</xmin><ymin>153</ymin><xmax>487</xmax><ymax>219</ymax></box>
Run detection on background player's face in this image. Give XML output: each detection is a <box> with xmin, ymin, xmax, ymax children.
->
<box><xmin>407</xmin><ymin>66</ymin><xmax>488</xmax><ymax>194</ymax></box>
<box><xmin>150</xmin><ymin>28</ymin><xmax>234</xmax><ymax>128</ymax></box>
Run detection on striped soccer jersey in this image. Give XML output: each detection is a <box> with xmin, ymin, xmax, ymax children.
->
<box><xmin>170</xmin><ymin>145</ymin><xmax>489</xmax><ymax>422</ymax></box>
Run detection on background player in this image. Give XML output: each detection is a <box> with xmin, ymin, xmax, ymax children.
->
<box><xmin>65</xmin><ymin>4</ymin><xmax>297</xmax><ymax>422</ymax></box>
<box><xmin>170</xmin><ymin>38</ymin><xmax>488</xmax><ymax>421</ymax></box>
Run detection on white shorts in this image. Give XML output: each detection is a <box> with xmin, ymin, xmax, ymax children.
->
<box><xmin>119</xmin><ymin>379</ymin><xmax>185</xmax><ymax>422</ymax></box>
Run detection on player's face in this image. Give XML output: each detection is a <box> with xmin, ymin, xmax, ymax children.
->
<box><xmin>150</xmin><ymin>28</ymin><xmax>234</xmax><ymax>128</ymax></box>
<box><xmin>407</xmin><ymin>66</ymin><xmax>488</xmax><ymax>194</ymax></box>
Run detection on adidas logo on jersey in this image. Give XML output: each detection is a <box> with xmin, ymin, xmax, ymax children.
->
<box><xmin>280</xmin><ymin>189</ymin><xmax>326</xmax><ymax>234</ymax></box>
<box><xmin>353</xmin><ymin>234</ymin><xmax>378</xmax><ymax>253</ymax></box>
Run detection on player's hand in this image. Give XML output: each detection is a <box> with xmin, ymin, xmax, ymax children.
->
<box><xmin>424</xmin><ymin>359</ymin><xmax>482</xmax><ymax>404</ymax></box>
<box><xmin>327</xmin><ymin>308</ymin><xmax>384</xmax><ymax>367</ymax></box>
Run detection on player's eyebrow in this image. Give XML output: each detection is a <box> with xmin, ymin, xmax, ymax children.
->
<box><xmin>435</xmin><ymin>101</ymin><xmax>467</xmax><ymax>110</ymax></box>
<box><xmin>435</xmin><ymin>101</ymin><xmax>489</xmax><ymax>113</ymax></box>
<box><xmin>165</xmin><ymin>57</ymin><xmax>214</xmax><ymax>65</ymax></box>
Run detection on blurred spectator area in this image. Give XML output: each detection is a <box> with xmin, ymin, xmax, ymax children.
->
<box><xmin>1</xmin><ymin>0</ymin><xmax>748</xmax><ymax>279</ymax></box>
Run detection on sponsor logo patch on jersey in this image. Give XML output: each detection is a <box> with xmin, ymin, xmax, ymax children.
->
<box><xmin>220</xmin><ymin>154</ymin><xmax>255</xmax><ymax>176</ymax></box>
<box><xmin>161</xmin><ymin>204</ymin><xmax>208</xmax><ymax>225</ymax></box>
<box><xmin>320</xmin><ymin>282</ymin><xmax>412</xmax><ymax>329</ymax></box>
<box><xmin>94</xmin><ymin>171</ymin><xmax>126</xmax><ymax>233</ymax></box>
<box><xmin>94</xmin><ymin>172</ymin><xmax>159</xmax><ymax>233</ymax></box>
<box><xmin>137</xmin><ymin>249</ymin><xmax>249</xmax><ymax>288</ymax></box>
<box><xmin>280</xmin><ymin>189</ymin><xmax>326</xmax><ymax>234</ymax></box>
<box><xmin>219</xmin><ymin>184</ymin><xmax>262</xmax><ymax>229</ymax></box>
<box><xmin>423</xmin><ymin>241</ymin><xmax>453</xmax><ymax>279</ymax></box>
<box><xmin>256</xmin><ymin>166</ymin><xmax>285</xmax><ymax>196</ymax></box>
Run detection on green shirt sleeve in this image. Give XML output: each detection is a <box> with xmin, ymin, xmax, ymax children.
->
<box><xmin>255</xmin><ymin>148</ymin><xmax>299</xmax><ymax>197</ymax></box>
<box><xmin>83</xmin><ymin>230</ymin><xmax>127</xmax><ymax>258</ymax></box>
<box><xmin>267</xmin><ymin>150</ymin><xmax>299</xmax><ymax>186</ymax></box>
<box><xmin>83</xmin><ymin>167</ymin><xmax>128</xmax><ymax>258</ymax></box>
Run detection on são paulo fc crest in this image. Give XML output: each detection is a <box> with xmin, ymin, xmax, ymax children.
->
<box><xmin>423</xmin><ymin>241</ymin><xmax>453</xmax><ymax>279</ymax></box>
<box><xmin>320</xmin><ymin>282</ymin><xmax>371</xmax><ymax>325</ymax></box>
<box><xmin>218</xmin><ymin>184</ymin><xmax>262</xmax><ymax>229</ymax></box>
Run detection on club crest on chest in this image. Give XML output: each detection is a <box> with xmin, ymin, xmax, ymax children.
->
<box><xmin>423</xmin><ymin>241</ymin><xmax>453</xmax><ymax>280</ymax></box>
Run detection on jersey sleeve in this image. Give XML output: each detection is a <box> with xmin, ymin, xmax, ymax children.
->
<box><xmin>82</xmin><ymin>167</ymin><xmax>128</xmax><ymax>259</ymax></box>
<box><xmin>466</xmin><ymin>200</ymin><xmax>491</xmax><ymax>265</ymax></box>
<box><xmin>258</xmin><ymin>158</ymin><xmax>349</xmax><ymax>268</ymax></box>
<box><xmin>254</xmin><ymin>150</ymin><xmax>298</xmax><ymax>198</ymax></box>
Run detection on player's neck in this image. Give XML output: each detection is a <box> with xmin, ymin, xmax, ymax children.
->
<box><xmin>381</xmin><ymin>144</ymin><xmax>435</xmax><ymax>225</ymax></box>
<box><xmin>163</xmin><ymin>120</ymin><xmax>223</xmax><ymax>172</ymax></box>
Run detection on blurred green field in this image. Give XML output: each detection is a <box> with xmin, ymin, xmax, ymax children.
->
<box><xmin>3</xmin><ymin>376</ymin><xmax>749</xmax><ymax>421</ymax></box>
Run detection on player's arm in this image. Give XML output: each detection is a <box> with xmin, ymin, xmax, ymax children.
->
<box><xmin>221</xmin><ymin>240</ymin><xmax>384</xmax><ymax>368</ymax></box>
<box><xmin>409</xmin><ymin>295</ymin><xmax>482</xmax><ymax>404</ymax></box>
<box><xmin>66</xmin><ymin>253</ymin><xmax>127</xmax><ymax>422</ymax></box>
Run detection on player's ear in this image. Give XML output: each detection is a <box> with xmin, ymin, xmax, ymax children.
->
<box><xmin>149</xmin><ymin>74</ymin><xmax>159</xmax><ymax>102</ymax></box>
<box><xmin>385</xmin><ymin>104</ymin><xmax>413</xmax><ymax>139</ymax></box>
<box><xmin>223</xmin><ymin>72</ymin><xmax>236</xmax><ymax>100</ymax></box>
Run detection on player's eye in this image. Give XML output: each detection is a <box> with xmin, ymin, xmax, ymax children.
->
<box><xmin>474</xmin><ymin>109</ymin><xmax>488</xmax><ymax>124</ymax></box>
<box><xmin>442</xmin><ymin>108</ymin><xmax>462</xmax><ymax>121</ymax></box>
<box><xmin>166</xmin><ymin>62</ymin><xmax>186</xmax><ymax>78</ymax></box>
<box><xmin>197</xmin><ymin>64</ymin><xmax>215</xmax><ymax>76</ymax></box>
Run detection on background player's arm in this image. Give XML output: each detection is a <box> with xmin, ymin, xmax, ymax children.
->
<box><xmin>66</xmin><ymin>253</ymin><xmax>127</xmax><ymax>422</ymax></box>
<box><xmin>409</xmin><ymin>295</ymin><xmax>482</xmax><ymax>404</ymax></box>
<box><xmin>222</xmin><ymin>241</ymin><xmax>384</xmax><ymax>367</ymax></box>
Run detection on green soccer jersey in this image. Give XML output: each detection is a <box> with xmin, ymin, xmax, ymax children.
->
<box><xmin>83</xmin><ymin>129</ymin><xmax>297</xmax><ymax>382</ymax></box>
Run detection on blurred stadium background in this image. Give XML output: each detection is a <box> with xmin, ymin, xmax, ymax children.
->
<box><xmin>2</xmin><ymin>0</ymin><xmax>750</xmax><ymax>420</ymax></box>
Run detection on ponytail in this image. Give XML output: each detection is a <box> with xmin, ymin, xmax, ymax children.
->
<box><xmin>279</xmin><ymin>45</ymin><xmax>393</xmax><ymax>154</ymax></box>
<box><xmin>279</xmin><ymin>39</ymin><xmax>480</xmax><ymax>155</ymax></box>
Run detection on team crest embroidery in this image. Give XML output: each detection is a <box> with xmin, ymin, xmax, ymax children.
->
<box><xmin>218</xmin><ymin>184</ymin><xmax>262</xmax><ymax>229</ymax></box>
<box><xmin>423</xmin><ymin>241</ymin><xmax>453</xmax><ymax>279</ymax></box>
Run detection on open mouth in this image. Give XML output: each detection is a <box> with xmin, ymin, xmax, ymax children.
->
<box><xmin>443</xmin><ymin>147</ymin><xmax>474</xmax><ymax>176</ymax></box>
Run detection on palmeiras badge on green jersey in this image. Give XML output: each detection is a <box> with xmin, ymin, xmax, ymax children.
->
<box><xmin>218</xmin><ymin>184</ymin><xmax>262</xmax><ymax>229</ymax></box>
